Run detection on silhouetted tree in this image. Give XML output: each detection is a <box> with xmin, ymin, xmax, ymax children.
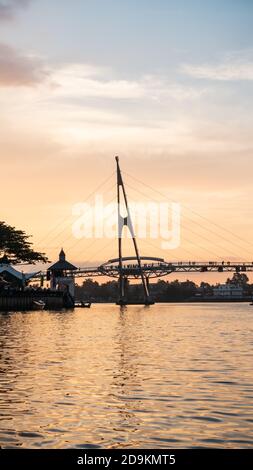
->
<box><xmin>75</xmin><ymin>279</ymin><xmax>119</xmax><ymax>301</ymax></box>
<box><xmin>200</xmin><ymin>281</ymin><xmax>213</xmax><ymax>295</ymax></box>
<box><xmin>0</xmin><ymin>221</ymin><xmax>48</xmax><ymax>264</ymax></box>
<box><xmin>226</xmin><ymin>273</ymin><xmax>249</xmax><ymax>287</ymax></box>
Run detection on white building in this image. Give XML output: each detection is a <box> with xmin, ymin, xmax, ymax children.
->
<box><xmin>48</xmin><ymin>249</ymin><xmax>77</xmax><ymax>298</ymax></box>
<box><xmin>213</xmin><ymin>284</ymin><xmax>243</xmax><ymax>299</ymax></box>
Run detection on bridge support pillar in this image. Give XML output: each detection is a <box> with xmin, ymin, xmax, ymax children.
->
<box><xmin>115</xmin><ymin>156</ymin><xmax>154</xmax><ymax>305</ymax></box>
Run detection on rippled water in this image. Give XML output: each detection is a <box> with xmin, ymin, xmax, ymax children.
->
<box><xmin>0</xmin><ymin>303</ymin><xmax>253</xmax><ymax>448</ymax></box>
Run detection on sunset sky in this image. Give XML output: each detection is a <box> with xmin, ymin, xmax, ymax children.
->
<box><xmin>1</xmin><ymin>0</ymin><xmax>253</xmax><ymax>281</ymax></box>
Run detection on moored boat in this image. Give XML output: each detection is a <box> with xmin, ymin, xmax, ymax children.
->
<box><xmin>74</xmin><ymin>300</ymin><xmax>91</xmax><ymax>308</ymax></box>
<box><xmin>32</xmin><ymin>299</ymin><xmax>46</xmax><ymax>310</ymax></box>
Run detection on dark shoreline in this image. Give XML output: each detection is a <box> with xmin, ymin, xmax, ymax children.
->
<box><xmin>86</xmin><ymin>299</ymin><xmax>252</xmax><ymax>304</ymax></box>
<box><xmin>0</xmin><ymin>296</ymin><xmax>251</xmax><ymax>312</ymax></box>
<box><xmin>0</xmin><ymin>291</ymin><xmax>66</xmax><ymax>311</ymax></box>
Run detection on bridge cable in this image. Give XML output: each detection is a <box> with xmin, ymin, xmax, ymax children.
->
<box><xmin>125</xmin><ymin>181</ymin><xmax>247</xmax><ymax>261</ymax></box>
<box><xmin>36</xmin><ymin>171</ymin><xmax>115</xmax><ymax>250</ymax></box>
<box><xmin>123</xmin><ymin>171</ymin><xmax>251</xmax><ymax>259</ymax></box>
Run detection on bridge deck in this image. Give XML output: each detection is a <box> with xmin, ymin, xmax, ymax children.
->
<box><xmin>33</xmin><ymin>261</ymin><xmax>253</xmax><ymax>280</ymax></box>
<box><xmin>76</xmin><ymin>262</ymin><xmax>253</xmax><ymax>278</ymax></box>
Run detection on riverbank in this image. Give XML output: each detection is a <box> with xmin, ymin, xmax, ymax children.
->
<box><xmin>0</xmin><ymin>291</ymin><xmax>72</xmax><ymax>311</ymax></box>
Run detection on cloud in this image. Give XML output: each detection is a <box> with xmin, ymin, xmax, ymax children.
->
<box><xmin>0</xmin><ymin>42</ymin><xmax>49</xmax><ymax>86</ymax></box>
<box><xmin>182</xmin><ymin>57</ymin><xmax>253</xmax><ymax>81</ymax></box>
<box><xmin>0</xmin><ymin>0</ymin><xmax>31</xmax><ymax>21</ymax></box>
<box><xmin>51</xmin><ymin>64</ymin><xmax>206</xmax><ymax>102</ymax></box>
<box><xmin>0</xmin><ymin>2</ymin><xmax>41</xmax><ymax>87</ymax></box>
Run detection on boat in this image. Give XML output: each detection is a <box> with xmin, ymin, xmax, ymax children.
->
<box><xmin>116</xmin><ymin>300</ymin><xmax>155</xmax><ymax>306</ymax></box>
<box><xmin>32</xmin><ymin>299</ymin><xmax>46</xmax><ymax>310</ymax></box>
<box><xmin>74</xmin><ymin>300</ymin><xmax>91</xmax><ymax>308</ymax></box>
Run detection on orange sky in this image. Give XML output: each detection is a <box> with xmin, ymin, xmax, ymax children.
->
<box><xmin>1</xmin><ymin>1</ymin><xmax>253</xmax><ymax>283</ymax></box>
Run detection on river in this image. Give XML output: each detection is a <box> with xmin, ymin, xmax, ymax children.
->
<box><xmin>0</xmin><ymin>303</ymin><xmax>252</xmax><ymax>448</ymax></box>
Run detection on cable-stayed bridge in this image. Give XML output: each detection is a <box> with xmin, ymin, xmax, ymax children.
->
<box><xmin>68</xmin><ymin>258</ymin><xmax>253</xmax><ymax>280</ymax></box>
<box><xmin>34</xmin><ymin>157</ymin><xmax>253</xmax><ymax>305</ymax></box>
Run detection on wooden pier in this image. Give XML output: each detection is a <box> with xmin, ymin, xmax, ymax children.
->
<box><xmin>0</xmin><ymin>291</ymin><xmax>68</xmax><ymax>311</ymax></box>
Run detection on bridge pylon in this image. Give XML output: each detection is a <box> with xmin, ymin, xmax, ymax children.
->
<box><xmin>115</xmin><ymin>156</ymin><xmax>154</xmax><ymax>305</ymax></box>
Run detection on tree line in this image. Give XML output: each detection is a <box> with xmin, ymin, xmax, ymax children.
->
<box><xmin>75</xmin><ymin>273</ymin><xmax>252</xmax><ymax>302</ymax></box>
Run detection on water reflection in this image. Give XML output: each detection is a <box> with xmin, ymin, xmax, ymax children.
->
<box><xmin>0</xmin><ymin>303</ymin><xmax>252</xmax><ymax>448</ymax></box>
<box><xmin>109</xmin><ymin>306</ymin><xmax>145</xmax><ymax>447</ymax></box>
